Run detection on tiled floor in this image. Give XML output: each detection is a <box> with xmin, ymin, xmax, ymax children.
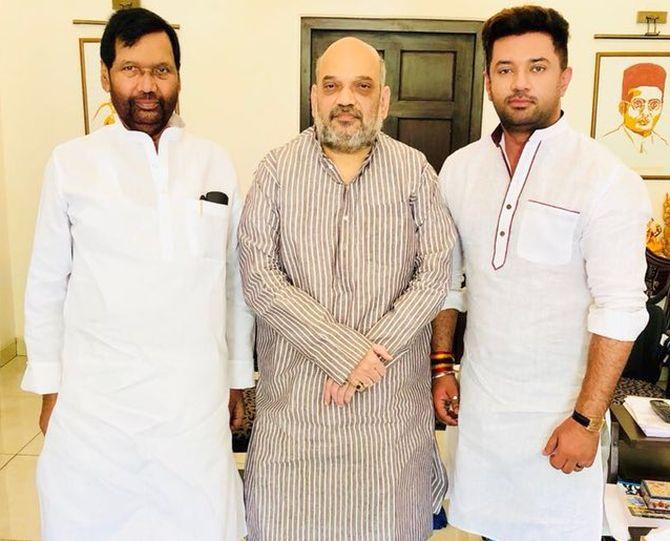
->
<box><xmin>0</xmin><ymin>356</ymin><xmax>480</xmax><ymax>541</ymax></box>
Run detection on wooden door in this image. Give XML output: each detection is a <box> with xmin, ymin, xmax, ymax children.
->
<box><xmin>301</xmin><ymin>18</ymin><xmax>484</xmax><ymax>173</ymax></box>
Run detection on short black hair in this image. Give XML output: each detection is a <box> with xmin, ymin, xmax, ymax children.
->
<box><xmin>100</xmin><ymin>8</ymin><xmax>180</xmax><ymax>70</ymax></box>
<box><xmin>482</xmin><ymin>5</ymin><xmax>569</xmax><ymax>72</ymax></box>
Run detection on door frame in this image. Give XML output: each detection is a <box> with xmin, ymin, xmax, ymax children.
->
<box><xmin>300</xmin><ymin>17</ymin><xmax>485</xmax><ymax>143</ymax></box>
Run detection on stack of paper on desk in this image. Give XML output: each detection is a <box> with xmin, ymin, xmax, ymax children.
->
<box><xmin>623</xmin><ymin>396</ymin><xmax>670</xmax><ymax>438</ymax></box>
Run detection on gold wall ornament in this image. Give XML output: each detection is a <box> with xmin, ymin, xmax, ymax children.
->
<box><xmin>647</xmin><ymin>218</ymin><xmax>663</xmax><ymax>254</ymax></box>
<box><xmin>93</xmin><ymin>103</ymin><xmax>117</xmax><ymax>127</ymax></box>
<box><xmin>112</xmin><ymin>0</ymin><xmax>141</xmax><ymax>9</ymax></box>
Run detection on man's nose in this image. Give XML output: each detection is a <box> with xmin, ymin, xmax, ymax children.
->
<box><xmin>138</xmin><ymin>70</ymin><xmax>158</xmax><ymax>93</ymax></box>
<box><xmin>511</xmin><ymin>71</ymin><xmax>530</xmax><ymax>92</ymax></box>
<box><xmin>335</xmin><ymin>85</ymin><xmax>355</xmax><ymax>106</ymax></box>
<box><xmin>642</xmin><ymin>102</ymin><xmax>654</xmax><ymax>113</ymax></box>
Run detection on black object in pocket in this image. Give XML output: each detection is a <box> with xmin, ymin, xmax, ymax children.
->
<box><xmin>200</xmin><ymin>191</ymin><xmax>229</xmax><ymax>205</ymax></box>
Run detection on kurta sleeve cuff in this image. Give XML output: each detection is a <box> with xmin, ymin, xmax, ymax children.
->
<box><xmin>229</xmin><ymin>360</ymin><xmax>255</xmax><ymax>389</ymax></box>
<box><xmin>319</xmin><ymin>329</ymin><xmax>371</xmax><ymax>385</ymax></box>
<box><xmin>587</xmin><ymin>306</ymin><xmax>649</xmax><ymax>342</ymax></box>
<box><xmin>441</xmin><ymin>288</ymin><xmax>466</xmax><ymax>312</ymax></box>
<box><xmin>21</xmin><ymin>361</ymin><xmax>61</xmax><ymax>394</ymax></box>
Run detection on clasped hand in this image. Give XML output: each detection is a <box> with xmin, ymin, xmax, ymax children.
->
<box><xmin>542</xmin><ymin>417</ymin><xmax>599</xmax><ymax>474</ymax></box>
<box><xmin>323</xmin><ymin>344</ymin><xmax>391</xmax><ymax>406</ymax></box>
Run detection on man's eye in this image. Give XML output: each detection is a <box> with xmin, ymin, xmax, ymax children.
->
<box><xmin>531</xmin><ymin>65</ymin><xmax>546</xmax><ymax>73</ymax></box>
<box><xmin>122</xmin><ymin>65</ymin><xmax>136</xmax><ymax>72</ymax></box>
<box><xmin>498</xmin><ymin>68</ymin><xmax>511</xmax><ymax>75</ymax></box>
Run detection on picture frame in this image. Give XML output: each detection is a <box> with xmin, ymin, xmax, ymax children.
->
<box><xmin>590</xmin><ymin>52</ymin><xmax>670</xmax><ymax>180</ymax></box>
<box><xmin>79</xmin><ymin>38</ymin><xmax>116</xmax><ymax>134</ymax></box>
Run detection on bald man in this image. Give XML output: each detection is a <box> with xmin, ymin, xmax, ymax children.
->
<box><xmin>239</xmin><ymin>37</ymin><xmax>455</xmax><ymax>541</ymax></box>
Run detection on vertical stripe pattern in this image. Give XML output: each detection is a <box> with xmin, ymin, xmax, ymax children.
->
<box><xmin>239</xmin><ymin>128</ymin><xmax>455</xmax><ymax>541</ymax></box>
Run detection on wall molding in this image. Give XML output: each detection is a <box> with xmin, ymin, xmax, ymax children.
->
<box><xmin>0</xmin><ymin>338</ymin><xmax>17</xmax><ymax>367</ymax></box>
<box><xmin>16</xmin><ymin>337</ymin><xmax>26</xmax><ymax>356</ymax></box>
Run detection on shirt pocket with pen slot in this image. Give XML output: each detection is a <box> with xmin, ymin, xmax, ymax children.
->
<box><xmin>516</xmin><ymin>199</ymin><xmax>580</xmax><ymax>266</ymax></box>
<box><xmin>185</xmin><ymin>199</ymin><xmax>229</xmax><ymax>261</ymax></box>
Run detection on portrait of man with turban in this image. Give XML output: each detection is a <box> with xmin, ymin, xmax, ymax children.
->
<box><xmin>600</xmin><ymin>62</ymin><xmax>668</xmax><ymax>168</ymax></box>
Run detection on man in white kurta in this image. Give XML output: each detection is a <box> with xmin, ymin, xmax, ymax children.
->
<box><xmin>431</xmin><ymin>7</ymin><xmax>650</xmax><ymax>541</ymax></box>
<box><xmin>21</xmin><ymin>8</ymin><xmax>253</xmax><ymax>541</ymax></box>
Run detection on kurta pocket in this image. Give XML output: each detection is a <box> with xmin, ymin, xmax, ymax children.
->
<box><xmin>185</xmin><ymin>199</ymin><xmax>229</xmax><ymax>261</ymax></box>
<box><xmin>516</xmin><ymin>200</ymin><xmax>579</xmax><ymax>265</ymax></box>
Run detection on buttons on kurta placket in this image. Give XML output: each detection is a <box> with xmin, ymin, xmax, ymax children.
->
<box><xmin>147</xmin><ymin>145</ymin><xmax>173</xmax><ymax>260</ymax></box>
<box><xmin>491</xmin><ymin>140</ymin><xmax>542</xmax><ymax>270</ymax></box>
<box><xmin>333</xmin><ymin>184</ymin><xmax>351</xmax><ymax>293</ymax></box>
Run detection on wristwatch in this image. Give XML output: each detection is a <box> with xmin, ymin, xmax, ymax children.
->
<box><xmin>572</xmin><ymin>410</ymin><xmax>605</xmax><ymax>433</ymax></box>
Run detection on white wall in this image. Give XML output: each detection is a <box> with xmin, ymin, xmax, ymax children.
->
<box><xmin>0</xmin><ymin>98</ymin><xmax>15</xmax><ymax>352</ymax></box>
<box><xmin>0</xmin><ymin>0</ymin><xmax>668</xmax><ymax>336</ymax></box>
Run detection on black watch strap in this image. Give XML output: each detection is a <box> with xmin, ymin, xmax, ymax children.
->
<box><xmin>572</xmin><ymin>409</ymin><xmax>604</xmax><ymax>432</ymax></box>
<box><xmin>572</xmin><ymin>410</ymin><xmax>590</xmax><ymax>428</ymax></box>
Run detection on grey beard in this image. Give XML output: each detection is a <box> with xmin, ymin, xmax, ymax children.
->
<box><xmin>314</xmin><ymin>112</ymin><xmax>382</xmax><ymax>153</ymax></box>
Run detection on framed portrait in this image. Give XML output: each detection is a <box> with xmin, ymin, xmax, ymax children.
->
<box><xmin>79</xmin><ymin>38</ymin><xmax>116</xmax><ymax>134</ymax></box>
<box><xmin>590</xmin><ymin>52</ymin><xmax>670</xmax><ymax>180</ymax></box>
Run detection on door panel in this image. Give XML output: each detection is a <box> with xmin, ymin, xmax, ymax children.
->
<box><xmin>398</xmin><ymin>119</ymin><xmax>452</xmax><ymax>173</ymax></box>
<box><xmin>302</xmin><ymin>19</ymin><xmax>484</xmax><ymax>173</ymax></box>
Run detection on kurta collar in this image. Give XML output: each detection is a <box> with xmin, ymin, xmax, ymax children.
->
<box><xmin>490</xmin><ymin>111</ymin><xmax>569</xmax><ymax>148</ymax></box>
<box><xmin>113</xmin><ymin>113</ymin><xmax>185</xmax><ymax>145</ymax></box>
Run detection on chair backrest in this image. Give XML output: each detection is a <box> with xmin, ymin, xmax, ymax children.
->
<box><xmin>623</xmin><ymin>303</ymin><xmax>665</xmax><ymax>383</ymax></box>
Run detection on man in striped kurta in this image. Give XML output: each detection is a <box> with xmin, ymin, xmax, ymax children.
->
<box><xmin>239</xmin><ymin>37</ymin><xmax>455</xmax><ymax>541</ymax></box>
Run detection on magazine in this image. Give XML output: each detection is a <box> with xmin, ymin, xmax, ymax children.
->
<box><xmin>620</xmin><ymin>481</ymin><xmax>670</xmax><ymax>520</ymax></box>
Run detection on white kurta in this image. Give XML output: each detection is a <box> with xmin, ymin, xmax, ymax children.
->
<box><xmin>21</xmin><ymin>119</ymin><xmax>254</xmax><ymax>541</ymax></box>
<box><xmin>439</xmin><ymin>116</ymin><xmax>650</xmax><ymax>541</ymax></box>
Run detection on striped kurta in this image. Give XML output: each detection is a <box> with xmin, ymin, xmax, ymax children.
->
<box><xmin>239</xmin><ymin>128</ymin><xmax>455</xmax><ymax>541</ymax></box>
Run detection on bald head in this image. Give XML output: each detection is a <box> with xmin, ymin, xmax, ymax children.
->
<box><xmin>310</xmin><ymin>36</ymin><xmax>390</xmax><ymax>154</ymax></box>
<box><xmin>315</xmin><ymin>37</ymin><xmax>386</xmax><ymax>87</ymax></box>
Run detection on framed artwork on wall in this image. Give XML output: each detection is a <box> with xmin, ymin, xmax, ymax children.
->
<box><xmin>590</xmin><ymin>52</ymin><xmax>670</xmax><ymax>180</ymax></box>
<box><xmin>79</xmin><ymin>38</ymin><xmax>116</xmax><ymax>134</ymax></box>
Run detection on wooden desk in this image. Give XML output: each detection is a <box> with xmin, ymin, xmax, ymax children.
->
<box><xmin>610</xmin><ymin>404</ymin><xmax>670</xmax><ymax>483</ymax></box>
